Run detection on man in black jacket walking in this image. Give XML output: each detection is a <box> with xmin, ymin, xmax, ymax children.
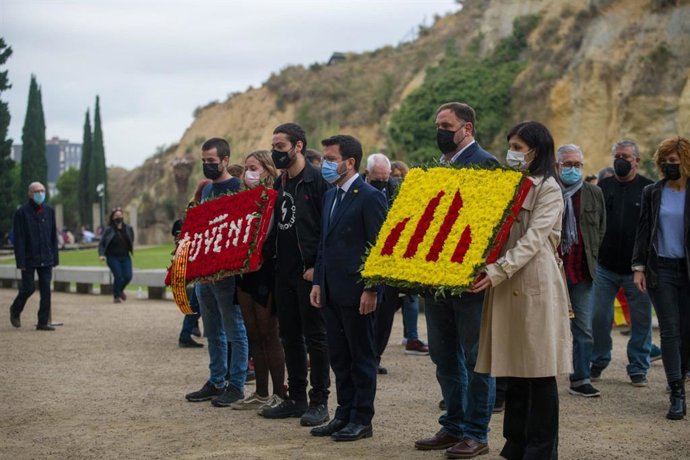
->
<box><xmin>9</xmin><ymin>182</ymin><xmax>59</xmax><ymax>331</ymax></box>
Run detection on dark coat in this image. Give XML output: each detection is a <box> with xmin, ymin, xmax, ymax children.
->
<box><xmin>272</xmin><ymin>160</ymin><xmax>331</xmax><ymax>272</ymax></box>
<box><xmin>577</xmin><ymin>182</ymin><xmax>607</xmax><ymax>280</ymax></box>
<box><xmin>314</xmin><ymin>176</ymin><xmax>387</xmax><ymax>307</ymax></box>
<box><xmin>98</xmin><ymin>224</ymin><xmax>135</xmax><ymax>257</ymax></box>
<box><xmin>12</xmin><ymin>201</ymin><xmax>59</xmax><ymax>269</ymax></box>
<box><xmin>449</xmin><ymin>141</ymin><xmax>499</xmax><ymax>167</ymax></box>
<box><xmin>632</xmin><ymin>179</ymin><xmax>690</xmax><ymax>288</ymax></box>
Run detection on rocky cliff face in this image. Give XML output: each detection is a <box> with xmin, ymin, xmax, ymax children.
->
<box><xmin>113</xmin><ymin>0</ymin><xmax>690</xmax><ymax>244</ymax></box>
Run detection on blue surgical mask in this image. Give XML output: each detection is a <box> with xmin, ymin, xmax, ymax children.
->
<box><xmin>321</xmin><ymin>160</ymin><xmax>342</xmax><ymax>184</ymax></box>
<box><xmin>33</xmin><ymin>192</ymin><xmax>46</xmax><ymax>205</ymax></box>
<box><xmin>560</xmin><ymin>167</ymin><xmax>582</xmax><ymax>185</ymax></box>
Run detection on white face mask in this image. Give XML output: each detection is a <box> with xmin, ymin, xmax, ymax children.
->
<box><xmin>244</xmin><ymin>169</ymin><xmax>263</xmax><ymax>187</ymax></box>
<box><xmin>506</xmin><ymin>150</ymin><xmax>528</xmax><ymax>170</ymax></box>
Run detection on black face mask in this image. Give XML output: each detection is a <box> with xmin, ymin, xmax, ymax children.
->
<box><xmin>113</xmin><ymin>218</ymin><xmax>123</xmax><ymax>225</ymax></box>
<box><xmin>662</xmin><ymin>163</ymin><xmax>681</xmax><ymax>181</ymax></box>
<box><xmin>369</xmin><ymin>180</ymin><xmax>387</xmax><ymax>191</ymax></box>
<box><xmin>613</xmin><ymin>157</ymin><xmax>632</xmax><ymax>177</ymax></box>
<box><xmin>436</xmin><ymin>129</ymin><xmax>458</xmax><ymax>155</ymax></box>
<box><xmin>271</xmin><ymin>148</ymin><xmax>293</xmax><ymax>170</ymax></box>
<box><xmin>203</xmin><ymin>162</ymin><xmax>223</xmax><ymax>180</ymax></box>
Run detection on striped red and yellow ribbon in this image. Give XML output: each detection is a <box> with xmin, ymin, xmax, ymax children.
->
<box><xmin>171</xmin><ymin>240</ymin><xmax>193</xmax><ymax>315</ymax></box>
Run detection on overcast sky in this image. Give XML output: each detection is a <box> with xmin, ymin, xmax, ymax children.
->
<box><xmin>3</xmin><ymin>0</ymin><xmax>458</xmax><ymax>169</ymax></box>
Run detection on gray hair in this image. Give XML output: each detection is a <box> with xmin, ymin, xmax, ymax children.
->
<box><xmin>556</xmin><ymin>144</ymin><xmax>583</xmax><ymax>162</ymax></box>
<box><xmin>366</xmin><ymin>153</ymin><xmax>391</xmax><ymax>172</ymax></box>
<box><xmin>611</xmin><ymin>139</ymin><xmax>640</xmax><ymax>158</ymax></box>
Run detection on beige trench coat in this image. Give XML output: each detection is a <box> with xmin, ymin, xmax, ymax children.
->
<box><xmin>476</xmin><ymin>176</ymin><xmax>573</xmax><ymax>378</ymax></box>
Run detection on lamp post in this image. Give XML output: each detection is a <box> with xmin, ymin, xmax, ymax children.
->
<box><xmin>96</xmin><ymin>183</ymin><xmax>105</xmax><ymax>229</ymax></box>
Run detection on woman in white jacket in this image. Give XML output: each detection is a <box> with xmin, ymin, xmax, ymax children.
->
<box><xmin>470</xmin><ymin>121</ymin><xmax>572</xmax><ymax>460</ymax></box>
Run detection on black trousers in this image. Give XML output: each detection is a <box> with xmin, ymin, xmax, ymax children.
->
<box><xmin>501</xmin><ymin>376</ymin><xmax>559</xmax><ymax>460</ymax></box>
<box><xmin>10</xmin><ymin>266</ymin><xmax>52</xmax><ymax>326</ymax></box>
<box><xmin>323</xmin><ymin>302</ymin><xmax>377</xmax><ymax>426</ymax></box>
<box><xmin>374</xmin><ymin>285</ymin><xmax>400</xmax><ymax>363</ymax></box>
<box><xmin>274</xmin><ymin>274</ymin><xmax>330</xmax><ymax>404</ymax></box>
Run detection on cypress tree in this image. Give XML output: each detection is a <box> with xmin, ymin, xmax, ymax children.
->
<box><xmin>20</xmin><ymin>74</ymin><xmax>47</xmax><ymax>199</ymax></box>
<box><xmin>0</xmin><ymin>37</ymin><xmax>17</xmax><ymax>241</ymax></box>
<box><xmin>78</xmin><ymin>109</ymin><xmax>93</xmax><ymax>226</ymax></box>
<box><xmin>91</xmin><ymin>95</ymin><xmax>107</xmax><ymax>224</ymax></box>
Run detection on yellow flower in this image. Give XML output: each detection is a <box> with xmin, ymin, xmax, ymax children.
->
<box><xmin>362</xmin><ymin>167</ymin><xmax>527</xmax><ymax>294</ymax></box>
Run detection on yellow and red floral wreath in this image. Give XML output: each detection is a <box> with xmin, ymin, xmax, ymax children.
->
<box><xmin>362</xmin><ymin>167</ymin><xmax>532</xmax><ymax>295</ymax></box>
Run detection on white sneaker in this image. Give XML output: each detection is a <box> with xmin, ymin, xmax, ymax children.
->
<box><xmin>257</xmin><ymin>394</ymin><xmax>284</xmax><ymax>416</ymax></box>
<box><xmin>230</xmin><ymin>392</ymin><xmax>269</xmax><ymax>410</ymax></box>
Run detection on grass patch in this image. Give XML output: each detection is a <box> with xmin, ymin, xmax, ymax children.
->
<box><xmin>1</xmin><ymin>245</ymin><xmax>174</xmax><ymax>269</ymax></box>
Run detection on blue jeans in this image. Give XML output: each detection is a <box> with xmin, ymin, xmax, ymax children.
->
<box><xmin>401</xmin><ymin>294</ymin><xmax>420</xmax><ymax>340</ymax></box>
<box><xmin>569</xmin><ymin>280</ymin><xmax>594</xmax><ymax>386</ymax></box>
<box><xmin>591</xmin><ymin>264</ymin><xmax>652</xmax><ymax>376</ymax></box>
<box><xmin>196</xmin><ymin>277</ymin><xmax>248</xmax><ymax>391</ymax></box>
<box><xmin>425</xmin><ymin>293</ymin><xmax>495</xmax><ymax>443</ymax></box>
<box><xmin>106</xmin><ymin>255</ymin><xmax>132</xmax><ymax>299</ymax></box>
<box><xmin>647</xmin><ymin>258</ymin><xmax>690</xmax><ymax>384</ymax></box>
<box><xmin>179</xmin><ymin>285</ymin><xmax>200</xmax><ymax>341</ymax></box>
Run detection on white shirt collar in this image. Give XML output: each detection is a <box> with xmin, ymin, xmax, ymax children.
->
<box><xmin>440</xmin><ymin>140</ymin><xmax>476</xmax><ymax>165</ymax></box>
<box><xmin>338</xmin><ymin>173</ymin><xmax>359</xmax><ymax>194</ymax></box>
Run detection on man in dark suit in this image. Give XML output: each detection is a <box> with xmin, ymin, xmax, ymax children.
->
<box><xmin>9</xmin><ymin>181</ymin><xmax>59</xmax><ymax>331</ymax></box>
<box><xmin>415</xmin><ymin>103</ymin><xmax>499</xmax><ymax>458</ymax></box>
<box><xmin>309</xmin><ymin>135</ymin><xmax>387</xmax><ymax>441</ymax></box>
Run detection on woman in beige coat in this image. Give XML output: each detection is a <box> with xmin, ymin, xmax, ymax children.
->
<box><xmin>470</xmin><ymin>121</ymin><xmax>572</xmax><ymax>460</ymax></box>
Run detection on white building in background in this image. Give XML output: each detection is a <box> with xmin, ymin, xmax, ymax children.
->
<box><xmin>12</xmin><ymin>136</ymin><xmax>83</xmax><ymax>196</ymax></box>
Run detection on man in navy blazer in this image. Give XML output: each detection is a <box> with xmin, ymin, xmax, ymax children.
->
<box><xmin>309</xmin><ymin>134</ymin><xmax>387</xmax><ymax>441</ymax></box>
<box><xmin>415</xmin><ymin>102</ymin><xmax>499</xmax><ymax>458</ymax></box>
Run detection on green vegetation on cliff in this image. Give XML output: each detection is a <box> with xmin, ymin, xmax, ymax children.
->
<box><xmin>388</xmin><ymin>15</ymin><xmax>539</xmax><ymax>163</ymax></box>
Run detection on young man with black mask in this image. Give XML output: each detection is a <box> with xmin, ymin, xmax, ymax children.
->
<box><xmin>185</xmin><ymin>138</ymin><xmax>249</xmax><ymax>407</ymax></box>
<box><xmin>261</xmin><ymin>123</ymin><xmax>332</xmax><ymax>427</ymax></box>
<box><xmin>591</xmin><ymin>139</ymin><xmax>654</xmax><ymax>386</ymax></box>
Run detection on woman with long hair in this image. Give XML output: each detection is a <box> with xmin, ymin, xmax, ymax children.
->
<box><xmin>632</xmin><ymin>136</ymin><xmax>690</xmax><ymax>420</ymax></box>
<box><xmin>98</xmin><ymin>207</ymin><xmax>135</xmax><ymax>303</ymax></box>
<box><xmin>470</xmin><ymin>121</ymin><xmax>572</xmax><ymax>459</ymax></box>
<box><xmin>230</xmin><ymin>150</ymin><xmax>287</xmax><ymax>414</ymax></box>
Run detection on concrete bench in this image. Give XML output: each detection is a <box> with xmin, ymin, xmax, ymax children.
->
<box><xmin>0</xmin><ymin>265</ymin><xmax>168</xmax><ymax>300</ymax></box>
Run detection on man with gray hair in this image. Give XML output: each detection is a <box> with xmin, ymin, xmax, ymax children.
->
<box><xmin>556</xmin><ymin>144</ymin><xmax>606</xmax><ymax>397</ymax></box>
<box><xmin>590</xmin><ymin>139</ymin><xmax>654</xmax><ymax>386</ymax></box>
<box><xmin>364</xmin><ymin>153</ymin><xmax>429</xmax><ymax>376</ymax></box>
<box><xmin>9</xmin><ymin>182</ymin><xmax>59</xmax><ymax>331</ymax></box>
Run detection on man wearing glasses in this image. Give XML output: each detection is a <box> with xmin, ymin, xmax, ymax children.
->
<box><xmin>556</xmin><ymin>145</ymin><xmax>607</xmax><ymax>397</ymax></box>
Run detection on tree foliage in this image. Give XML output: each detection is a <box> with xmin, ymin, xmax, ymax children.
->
<box><xmin>0</xmin><ymin>37</ymin><xmax>17</xmax><ymax>241</ymax></box>
<box><xmin>53</xmin><ymin>167</ymin><xmax>80</xmax><ymax>230</ymax></box>
<box><xmin>79</xmin><ymin>109</ymin><xmax>93</xmax><ymax>226</ymax></box>
<box><xmin>388</xmin><ymin>15</ymin><xmax>539</xmax><ymax>164</ymax></box>
<box><xmin>20</xmin><ymin>74</ymin><xmax>47</xmax><ymax>199</ymax></box>
<box><xmin>90</xmin><ymin>96</ymin><xmax>107</xmax><ymax>223</ymax></box>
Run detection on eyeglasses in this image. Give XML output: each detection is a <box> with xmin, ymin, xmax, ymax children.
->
<box><xmin>559</xmin><ymin>162</ymin><xmax>584</xmax><ymax>169</ymax></box>
<box><xmin>111</xmin><ymin>207</ymin><xmax>122</xmax><ymax>212</ymax></box>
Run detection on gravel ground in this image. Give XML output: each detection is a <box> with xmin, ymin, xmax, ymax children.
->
<box><xmin>1</xmin><ymin>288</ymin><xmax>688</xmax><ymax>459</ymax></box>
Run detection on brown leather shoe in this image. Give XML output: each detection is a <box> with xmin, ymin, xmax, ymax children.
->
<box><xmin>415</xmin><ymin>430</ymin><xmax>461</xmax><ymax>450</ymax></box>
<box><xmin>445</xmin><ymin>438</ymin><xmax>489</xmax><ymax>459</ymax></box>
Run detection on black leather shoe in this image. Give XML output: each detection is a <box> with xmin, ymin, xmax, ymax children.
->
<box><xmin>377</xmin><ymin>365</ymin><xmax>388</xmax><ymax>375</ymax></box>
<box><xmin>667</xmin><ymin>381</ymin><xmax>686</xmax><ymax>420</ymax></box>
<box><xmin>179</xmin><ymin>338</ymin><xmax>204</xmax><ymax>348</ymax></box>
<box><xmin>331</xmin><ymin>423</ymin><xmax>373</xmax><ymax>441</ymax></box>
<box><xmin>311</xmin><ymin>418</ymin><xmax>347</xmax><ymax>437</ymax></box>
<box><xmin>10</xmin><ymin>308</ymin><xmax>20</xmax><ymax>328</ymax></box>
<box><xmin>36</xmin><ymin>324</ymin><xmax>56</xmax><ymax>331</ymax></box>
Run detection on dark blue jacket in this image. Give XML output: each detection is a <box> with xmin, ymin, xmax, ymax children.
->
<box><xmin>314</xmin><ymin>176</ymin><xmax>387</xmax><ymax>307</ymax></box>
<box><xmin>12</xmin><ymin>201</ymin><xmax>59</xmax><ymax>269</ymax></box>
<box><xmin>449</xmin><ymin>141</ymin><xmax>498</xmax><ymax>167</ymax></box>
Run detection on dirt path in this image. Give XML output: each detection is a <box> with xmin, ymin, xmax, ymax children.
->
<box><xmin>0</xmin><ymin>289</ymin><xmax>688</xmax><ymax>459</ymax></box>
